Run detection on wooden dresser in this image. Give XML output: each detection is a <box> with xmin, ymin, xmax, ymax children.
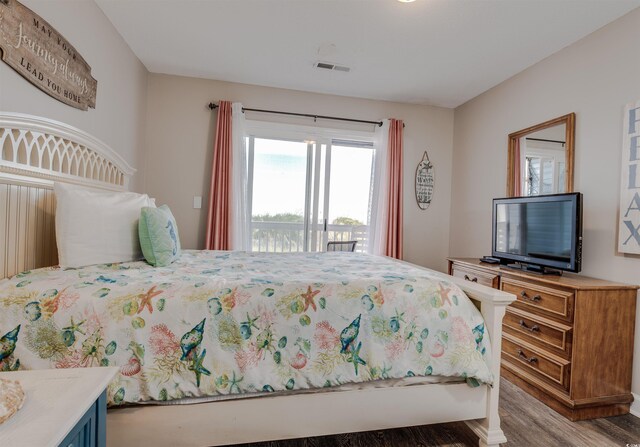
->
<box><xmin>448</xmin><ymin>257</ymin><xmax>638</xmax><ymax>421</ymax></box>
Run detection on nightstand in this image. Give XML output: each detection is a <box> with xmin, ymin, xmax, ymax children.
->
<box><xmin>0</xmin><ymin>367</ymin><xmax>118</xmax><ymax>447</ymax></box>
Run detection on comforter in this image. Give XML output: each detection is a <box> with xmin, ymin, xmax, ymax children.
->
<box><xmin>0</xmin><ymin>251</ymin><xmax>492</xmax><ymax>405</ymax></box>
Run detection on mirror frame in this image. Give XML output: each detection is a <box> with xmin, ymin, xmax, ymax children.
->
<box><xmin>507</xmin><ymin>112</ymin><xmax>576</xmax><ymax>197</ymax></box>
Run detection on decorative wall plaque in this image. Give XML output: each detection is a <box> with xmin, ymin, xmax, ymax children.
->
<box><xmin>415</xmin><ymin>151</ymin><xmax>434</xmax><ymax>210</ymax></box>
<box><xmin>0</xmin><ymin>0</ymin><xmax>97</xmax><ymax>110</ymax></box>
<box><xmin>618</xmin><ymin>100</ymin><xmax>640</xmax><ymax>254</ymax></box>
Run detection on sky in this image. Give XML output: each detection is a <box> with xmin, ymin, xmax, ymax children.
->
<box><xmin>251</xmin><ymin>138</ymin><xmax>374</xmax><ymax>225</ymax></box>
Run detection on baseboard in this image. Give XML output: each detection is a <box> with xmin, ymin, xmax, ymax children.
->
<box><xmin>630</xmin><ymin>393</ymin><xmax>640</xmax><ymax>418</ymax></box>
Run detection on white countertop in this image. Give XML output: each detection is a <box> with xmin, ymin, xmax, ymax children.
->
<box><xmin>0</xmin><ymin>367</ymin><xmax>118</xmax><ymax>447</ymax></box>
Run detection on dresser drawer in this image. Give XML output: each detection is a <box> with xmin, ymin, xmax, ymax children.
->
<box><xmin>503</xmin><ymin>308</ymin><xmax>572</xmax><ymax>358</ymax></box>
<box><xmin>450</xmin><ymin>264</ymin><xmax>499</xmax><ymax>289</ymax></box>
<box><xmin>502</xmin><ymin>334</ymin><xmax>571</xmax><ymax>391</ymax></box>
<box><xmin>63</xmin><ymin>430</ymin><xmax>83</xmax><ymax>447</ymax></box>
<box><xmin>502</xmin><ymin>278</ymin><xmax>574</xmax><ymax>322</ymax></box>
<box><xmin>58</xmin><ymin>400</ymin><xmax>97</xmax><ymax>447</ymax></box>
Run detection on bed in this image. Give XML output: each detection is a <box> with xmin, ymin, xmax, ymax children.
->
<box><xmin>0</xmin><ymin>112</ymin><xmax>515</xmax><ymax>447</ymax></box>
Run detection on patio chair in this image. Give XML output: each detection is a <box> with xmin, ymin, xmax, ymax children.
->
<box><xmin>327</xmin><ymin>240</ymin><xmax>357</xmax><ymax>252</ymax></box>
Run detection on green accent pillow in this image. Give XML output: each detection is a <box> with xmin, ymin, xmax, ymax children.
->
<box><xmin>139</xmin><ymin>205</ymin><xmax>182</xmax><ymax>267</ymax></box>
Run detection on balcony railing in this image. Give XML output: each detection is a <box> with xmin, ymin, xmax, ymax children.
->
<box><xmin>251</xmin><ymin>221</ymin><xmax>369</xmax><ymax>253</ymax></box>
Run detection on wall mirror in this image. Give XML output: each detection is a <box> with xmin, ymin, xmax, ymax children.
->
<box><xmin>507</xmin><ymin>113</ymin><xmax>575</xmax><ymax>197</ymax></box>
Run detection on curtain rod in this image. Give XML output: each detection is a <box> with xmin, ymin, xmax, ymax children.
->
<box><xmin>526</xmin><ymin>137</ymin><xmax>565</xmax><ymax>146</ymax></box>
<box><xmin>208</xmin><ymin>102</ymin><xmax>389</xmax><ymax>128</ymax></box>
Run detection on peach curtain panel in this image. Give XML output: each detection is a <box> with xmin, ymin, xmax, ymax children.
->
<box><xmin>513</xmin><ymin>137</ymin><xmax>522</xmax><ymax>196</ymax></box>
<box><xmin>385</xmin><ymin>119</ymin><xmax>404</xmax><ymax>259</ymax></box>
<box><xmin>205</xmin><ymin>100</ymin><xmax>232</xmax><ymax>250</ymax></box>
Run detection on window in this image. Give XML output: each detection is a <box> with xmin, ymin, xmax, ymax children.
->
<box><xmin>246</xmin><ymin>124</ymin><xmax>375</xmax><ymax>253</ymax></box>
<box><xmin>521</xmin><ymin>138</ymin><xmax>566</xmax><ymax>196</ymax></box>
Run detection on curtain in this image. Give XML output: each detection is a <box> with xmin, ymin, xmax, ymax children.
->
<box><xmin>369</xmin><ymin>118</ymin><xmax>403</xmax><ymax>259</ymax></box>
<box><xmin>385</xmin><ymin>119</ymin><xmax>404</xmax><ymax>259</ymax></box>
<box><xmin>230</xmin><ymin>103</ymin><xmax>251</xmax><ymax>250</ymax></box>
<box><xmin>369</xmin><ymin>121</ymin><xmax>389</xmax><ymax>256</ymax></box>
<box><xmin>513</xmin><ymin>137</ymin><xmax>522</xmax><ymax>196</ymax></box>
<box><xmin>205</xmin><ymin>101</ymin><xmax>232</xmax><ymax>250</ymax></box>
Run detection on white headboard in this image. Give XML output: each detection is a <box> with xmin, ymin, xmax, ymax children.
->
<box><xmin>0</xmin><ymin>112</ymin><xmax>135</xmax><ymax>279</ymax></box>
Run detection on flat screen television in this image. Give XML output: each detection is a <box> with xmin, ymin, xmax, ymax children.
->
<box><xmin>492</xmin><ymin>193</ymin><xmax>583</xmax><ymax>273</ymax></box>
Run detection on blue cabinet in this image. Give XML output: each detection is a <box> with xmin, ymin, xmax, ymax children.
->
<box><xmin>58</xmin><ymin>391</ymin><xmax>107</xmax><ymax>447</ymax></box>
<box><xmin>0</xmin><ymin>368</ymin><xmax>117</xmax><ymax>447</ymax></box>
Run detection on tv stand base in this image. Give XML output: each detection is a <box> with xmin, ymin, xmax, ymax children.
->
<box><xmin>505</xmin><ymin>262</ymin><xmax>562</xmax><ymax>276</ymax></box>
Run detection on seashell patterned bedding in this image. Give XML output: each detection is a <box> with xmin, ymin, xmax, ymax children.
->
<box><xmin>0</xmin><ymin>250</ymin><xmax>491</xmax><ymax>406</ymax></box>
<box><xmin>0</xmin><ymin>379</ymin><xmax>25</xmax><ymax>424</ymax></box>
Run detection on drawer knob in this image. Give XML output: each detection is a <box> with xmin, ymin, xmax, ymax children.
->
<box><xmin>517</xmin><ymin>349</ymin><xmax>538</xmax><ymax>364</ymax></box>
<box><xmin>519</xmin><ymin>320</ymin><xmax>540</xmax><ymax>333</ymax></box>
<box><xmin>464</xmin><ymin>274</ymin><xmax>478</xmax><ymax>283</ymax></box>
<box><xmin>520</xmin><ymin>291</ymin><xmax>541</xmax><ymax>302</ymax></box>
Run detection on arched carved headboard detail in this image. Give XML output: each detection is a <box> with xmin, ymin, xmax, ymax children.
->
<box><xmin>0</xmin><ymin>112</ymin><xmax>136</xmax><ymax>279</ymax></box>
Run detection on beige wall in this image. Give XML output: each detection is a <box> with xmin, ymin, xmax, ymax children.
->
<box><xmin>144</xmin><ymin>74</ymin><xmax>454</xmax><ymax>271</ymax></box>
<box><xmin>0</xmin><ymin>0</ymin><xmax>148</xmax><ymax>191</ymax></box>
<box><xmin>451</xmin><ymin>9</ymin><xmax>640</xmax><ymax>392</ymax></box>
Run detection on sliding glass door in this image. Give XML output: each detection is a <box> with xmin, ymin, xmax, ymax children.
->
<box><xmin>324</xmin><ymin>141</ymin><xmax>374</xmax><ymax>251</ymax></box>
<box><xmin>250</xmin><ymin>138</ymin><xmax>308</xmax><ymax>252</ymax></box>
<box><xmin>248</xmin><ymin>132</ymin><xmax>375</xmax><ymax>253</ymax></box>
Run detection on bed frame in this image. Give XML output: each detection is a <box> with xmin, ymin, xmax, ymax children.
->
<box><xmin>0</xmin><ymin>112</ymin><xmax>133</xmax><ymax>279</ymax></box>
<box><xmin>0</xmin><ymin>112</ymin><xmax>516</xmax><ymax>447</ymax></box>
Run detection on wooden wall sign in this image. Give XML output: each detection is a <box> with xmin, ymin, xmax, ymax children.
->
<box><xmin>415</xmin><ymin>151</ymin><xmax>434</xmax><ymax>210</ymax></box>
<box><xmin>0</xmin><ymin>0</ymin><xmax>97</xmax><ymax>110</ymax></box>
<box><xmin>618</xmin><ymin>100</ymin><xmax>640</xmax><ymax>254</ymax></box>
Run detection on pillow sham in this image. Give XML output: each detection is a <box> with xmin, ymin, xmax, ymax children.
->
<box><xmin>54</xmin><ymin>182</ymin><xmax>155</xmax><ymax>268</ymax></box>
<box><xmin>138</xmin><ymin>205</ymin><xmax>182</xmax><ymax>267</ymax></box>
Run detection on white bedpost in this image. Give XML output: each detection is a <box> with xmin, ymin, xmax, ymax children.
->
<box><xmin>453</xmin><ymin>280</ymin><xmax>515</xmax><ymax>447</ymax></box>
<box><xmin>469</xmin><ymin>299</ymin><xmax>509</xmax><ymax>447</ymax></box>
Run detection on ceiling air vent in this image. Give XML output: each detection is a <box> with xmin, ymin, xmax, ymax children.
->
<box><xmin>314</xmin><ymin>62</ymin><xmax>351</xmax><ymax>73</ymax></box>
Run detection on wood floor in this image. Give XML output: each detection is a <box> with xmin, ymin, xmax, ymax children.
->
<box><xmin>238</xmin><ymin>379</ymin><xmax>640</xmax><ymax>447</ymax></box>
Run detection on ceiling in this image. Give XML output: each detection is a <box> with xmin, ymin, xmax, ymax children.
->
<box><xmin>95</xmin><ymin>0</ymin><xmax>640</xmax><ymax>108</ymax></box>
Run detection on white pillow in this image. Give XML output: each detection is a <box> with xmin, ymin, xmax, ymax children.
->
<box><xmin>54</xmin><ymin>183</ymin><xmax>156</xmax><ymax>268</ymax></box>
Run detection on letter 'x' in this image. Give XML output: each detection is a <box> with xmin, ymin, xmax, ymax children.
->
<box><xmin>623</xmin><ymin>220</ymin><xmax>640</xmax><ymax>245</ymax></box>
